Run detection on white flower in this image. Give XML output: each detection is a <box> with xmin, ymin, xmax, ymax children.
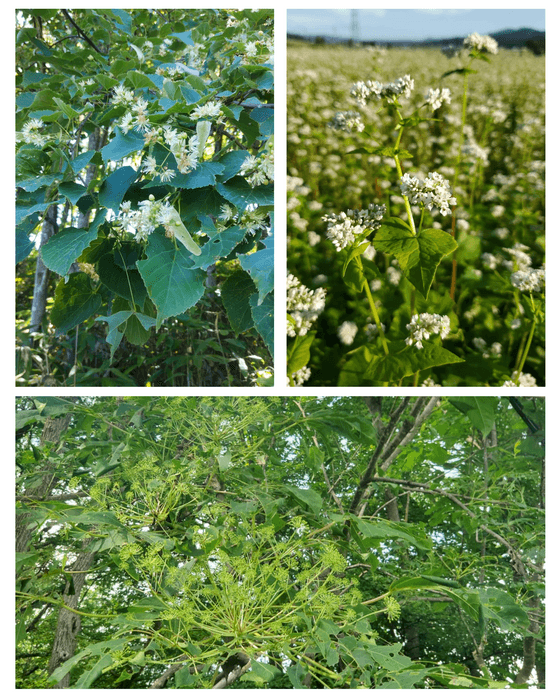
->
<box><xmin>290</xmin><ymin>366</ymin><xmax>312</xmax><ymax>386</ymax></box>
<box><xmin>503</xmin><ymin>372</ymin><xmax>537</xmax><ymax>387</ymax></box>
<box><xmin>464</xmin><ymin>33</ymin><xmax>499</xmax><ymax>55</ymax></box>
<box><xmin>287</xmin><ymin>274</ymin><xmax>326</xmax><ymax>337</ymax></box>
<box><xmin>338</xmin><ymin>321</ymin><xmax>358</xmax><ymax>346</ymax></box>
<box><xmin>406</xmin><ymin>313</ymin><xmax>451</xmax><ymax>349</ymax></box>
<box><xmin>322</xmin><ymin>204</ymin><xmax>385</xmax><ymax>252</ymax></box>
<box><xmin>190</xmin><ymin>100</ymin><xmax>222</xmax><ymax>120</ymax></box>
<box><xmin>328</xmin><ymin>111</ymin><xmax>365</xmax><ymax>133</ymax></box>
<box><xmin>511</xmin><ymin>267</ymin><xmax>545</xmax><ymax>293</ymax></box>
<box><xmin>400</xmin><ymin>172</ymin><xmax>456</xmax><ymax>216</ymax></box>
<box><xmin>426</xmin><ymin>88</ymin><xmax>451</xmax><ymax>111</ymax></box>
<box><xmin>350</xmin><ymin>74</ymin><xmax>414</xmax><ymax>106</ymax></box>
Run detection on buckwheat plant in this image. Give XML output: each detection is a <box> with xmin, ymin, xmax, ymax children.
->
<box><xmin>287</xmin><ymin>274</ymin><xmax>326</xmax><ymax>386</ymax></box>
<box><xmin>313</xmin><ymin>71</ymin><xmax>464</xmax><ymax>386</ymax></box>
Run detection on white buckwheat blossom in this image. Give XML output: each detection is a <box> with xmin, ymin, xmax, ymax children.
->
<box><xmin>425</xmin><ymin>88</ymin><xmax>451</xmax><ymax>111</ymax></box>
<box><xmin>328</xmin><ymin>111</ymin><xmax>365</xmax><ymax>133</ymax></box>
<box><xmin>287</xmin><ymin>274</ymin><xmax>326</xmax><ymax>337</ymax></box>
<box><xmin>400</xmin><ymin>172</ymin><xmax>457</xmax><ymax>216</ymax></box>
<box><xmin>322</xmin><ymin>204</ymin><xmax>386</xmax><ymax>252</ymax></box>
<box><xmin>289</xmin><ymin>366</ymin><xmax>312</xmax><ymax>387</ymax></box>
<box><xmin>464</xmin><ymin>33</ymin><xmax>499</xmax><ymax>55</ymax></box>
<box><xmin>338</xmin><ymin>321</ymin><xmax>358</xmax><ymax>346</ymax></box>
<box><xmin>511</xmin><ymin>267</ymin><xmax>545</xmax><ymax>293</ymax></box>
<box><xmin>503</xmin><ymin>372</ymin><xmax>537</xmax><ymax>387</ymax></box>
<box><xmin>351</xmin><ymin>75</ymin><xmax>414</xmax><ymax>106</ymax></box>
<box><xmin>406</xmin><ymin>313</ymin><xmax>451</xmax><ymax>350</ymax></box>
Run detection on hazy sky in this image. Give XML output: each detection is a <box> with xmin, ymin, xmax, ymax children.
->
<box><xmin>287</xmin><ymin>9</ymin><xmax>546</xmax><ymax>42</ymax></box>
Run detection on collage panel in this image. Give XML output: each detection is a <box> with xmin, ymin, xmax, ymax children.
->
<box><xmin>16</xmin><ymin>395</ymin><xmax>544</xmax><ymax>688</ymax></box>
<box><xmin>286</xmin><ymin>9</ymin><xmax>545</xmax><ymax>388</ymax></box>
<box><xmin>16</xmin><ymin>8</ymin><xmax>274</xmax><ymax>389</ymax></box>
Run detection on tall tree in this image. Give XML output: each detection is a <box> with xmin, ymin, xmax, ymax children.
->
<box><xmin>16</xmin><ymin>396</ymin><xmax>544</xmax><ymax>688</ymax></box>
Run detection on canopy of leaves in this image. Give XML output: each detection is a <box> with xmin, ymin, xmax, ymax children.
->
<box><xmin>16</xmin><ymin>396</ymin><xmax>544</xmax><ymax>689</ymax></box>
<box><xmin>16</xmin><ymin>8</ymin><xmax>274</xmax><ymax>387</ymax></box>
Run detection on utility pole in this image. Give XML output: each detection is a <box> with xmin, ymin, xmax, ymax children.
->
<box><xmin>351</xmin><ymin>9</ymin><xmax>359</xmax><ymax>44</ymax></box>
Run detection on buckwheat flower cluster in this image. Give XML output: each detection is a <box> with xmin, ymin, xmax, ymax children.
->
<box><xmin>287</xmin><ymin>274</ymin><xmax>326</xmax><ymax>337</ymax></box>
<box><xmin>425</xmin><ymin>87</ymin><xmax>451</xmax><ymax>111</ymax></box>
<box><xmin>289</xmin><ymin>366</ymin><xmax>312</xmax><ymax>387</ymax></box>
<box><xmin>464</xmin><ymin>32</ymin><xmax>499</xmax><ymax>55</ymax></box>
<box><xmin>350</xmin><ymin>74</ymin><xmax>414</xmax><ymax>106</ymax></box>
<box><xmin>338</xmin><ymin>321</ymin><xmax>358</xmax><ymax>346</ymax></box>
<box><xmin>322</xmin><ymin>204</ymin><xmax>386</xmax><ymax>252</ymax></box>
<box><xmin>503</xmin><ymin>372</ymin><xmax>537</xmax><ymax>387</ymax></box>
<box><xmin>406</xmin><ymin>313</ymin><xmax>451</xmax><ymax>350</ymax></box>
<box><xmin>511</xmin><ymin>267</ymin><xmax>545</xmax><ymax>293</ymax></box>
<box><xmin>328</xmin><ymin>111</ymin><xmax>365</xmax><ymax>133</ymax></box>
<box><xmin>400</xmin><ymin>172</ymin><xmax>457</xmax><ymax>216</ymax></box>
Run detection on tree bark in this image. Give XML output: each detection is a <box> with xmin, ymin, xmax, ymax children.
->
<box><xmin>16</xmin><ymin>413</ymin><xmax>72</xmax><ymax>553</ymax></box>
<box><xmin>47</xmin><ymin>547</ymin><xmax>95</xmax><ymax>687</ymax></box>
<box><xmin>29</xmin><ymin>205</ymin><xmax>59</xmax><ymax>336</ymax></box>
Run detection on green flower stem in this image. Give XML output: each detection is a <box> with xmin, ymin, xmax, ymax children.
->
<box><xmin>450</xmin><ymin>65</ymin><xmax>471</xmax><ymax>300</ymax></box>
<box><xmin>357</xmin><ymin>257</ymin><xmax>389</xmax><ymax>356</ymax></box>
<box><xmin>393</xmin><ymin>117</ymin><xmax>417</xmax><ymax>236</ymax></box>
<box><xmin>514</xmin><ymin>297</ymin><xmax>538</xmax><ymax>379</ymax></box>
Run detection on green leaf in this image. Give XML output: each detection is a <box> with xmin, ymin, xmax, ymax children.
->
<box><xmin>50</xmin><ymin>273</ymin><xmax>102</xmax><ymax>333</ymax></box>
<box><xmin>169</xmin><ymin>162</ymin><xmax>225</xmax><ymax>189</ymax></box>
<box><xmin>41</xmin><ymin>226</ymin><xmax>100</xmax><ymax>277</ymax></box>
<box><xmin>16</xmin><ymin>198</ymin><xmax>63</xmax><ymax>226</ymax></box>
<box><xmin>70</xmin><ymin>150</ymin><xmax>95</xmax><ymax>173</ymax></box>
<box><xmin>136</xmin><ymin>231</ymin><xmax>206</xmax><ymax>328</ymax></box>
<box><xmin>58</xmin><ymin>182</ymin><xmax>88</xmax><ymax>206</ymax></box>
<box><xmin>374</xmin><ymin>218</ymin><xmax>457</xmax><ymax>298</ymax></box>
<box><xmin>216</xmin><ymin>178</ymin><xmax>274</xmax><ymax>211</ymax></box>
<box><xmin>101</xmin><ymin>127</ymin><xmax>145</xmax><ymax>163</ymax></box>
<box><xmin>287</xmin><ymin>332</ymin><xmax>315</xmax><ymax>376</ymax></box>
<box><xmin>238</xmin><ymin>237</ymin><xmax>273</xmax><ymax>303</ymax></box>
<box><xmin>243</xmin><ymin>660</ymin><xmax>279</xmax><ymax>685</ymax></box>
<box><xmin>284</xmin><ymin>485</ymin><xmax>323</xmax><ymax>516</ymax></box>
<box><xmin>353</xmin><ymin>517</ymin><xmax>431</xmax><ymax>550</ymax></box>
<box><xmin>363</xmin><ymin>341</ymin><xmax>463</xmax><ymax>383</ymax></box>
<box><xmin>221</xmin><ymin>268</ymin><xmax>257</xmax><ymax>334</ymax></box>
<box><xmin>448</xmin><ymin>398</ymin><xmax>499</xmax><ymax>437</ymax></box>
<box><xmin>342</xmin><ymin>243</ymin><xmax>369</xmax><ymax>292</ymax></box>
<box><xmin>250</xmin><ymin>292</ymin><xmax>273</xmax><ymax>355</ymax></box>
<box><xmin>16</xmin><ymin>226</ymin><xmax>36</xmax><ymax>264</ymax></box>
<box><xmin>217</xmin><ymin>150</ymin><xmax>248</xmax><ymax>182</ymax></box>
<box><xmin>98</xmin><ymin>166</ymin><xmax>138</xmax><ymax>212</ymax></box>
<box><xmin>194</xmin><ymin>226</ymin><xmax>248</xmax><ymax>270</ymax></box>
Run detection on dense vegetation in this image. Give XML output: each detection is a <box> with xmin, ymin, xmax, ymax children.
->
<box><xmin>287</xmin><ymin>41</ymin><xmax>544</xmax><ymax>387</ymax></box>
<box><xmin>16</xmin><ymin>396</ymin><xmax>544</xmax><ymax>688</ymax></box>
<box><xmin>16</xmin><ymin>9</ymin><xmax>274</xmax><ymax>387</ymax></box>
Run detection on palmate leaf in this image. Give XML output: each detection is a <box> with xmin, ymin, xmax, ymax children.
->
<box><xmin>374</xmin><ymin>217</ymin><xmax>457</xmax><ymax>298</ymax></box>
<box><xmin>136</xmin><ymin>231</ymin><xmax>206</xmax><ymax>328</ymax></box>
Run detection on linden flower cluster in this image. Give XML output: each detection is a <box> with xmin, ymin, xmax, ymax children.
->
<box><xmin>287</xmin><ymin>274</ymin><xmax>326</xmax><ymax>337</ymax></box>
<box><xmin>322</xmin><ymin>204</ymin><xmax>386</xmax><ymax>252</ymax></box>
<box><xmin>17</xmin><ymin>118</ymin><xmax>49</xmax><ymax>147</ymax></box>
<box><xmin>406</xmin><ymin>313</ymin><xmax>451</xmax><ymax>350</ymax></box>
<box><xmin>464</xmin><ymin>32</ymin><xmax>499</xmax><ymax>55</ymax></box>
<box><xmin>350</xmin><ymin>74</ymin><xmax>414</xmax><ymax>106</ymax></box>
<box><xmin>240</xmin><ymin>148</ymin><xmax>274</xmax><ymax>187</ymax></box>
<box><xmin>218</xmin><ymin>203</ymin><xmax>269</xmax><ymax>236</ymax></box>
<box><xmin>400</xmin><ymin>172</ymin><xmax>457</xmax><ymax>216</ymax></box>
<box><xmin>117</xmin><ymin>195</ymin><xmax>201</xmax><ymax>245</ymax></box>
<box><xmin>163</xmin><ymin>127</ymin><xmax>200</xmax><ymax>175</ymax></box>
<box><xmin>190</xmin><ymin>100</ymin><xmax>222</xmax><ymax>121</ymax></box>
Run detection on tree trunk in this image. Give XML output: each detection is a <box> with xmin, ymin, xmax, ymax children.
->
<box><xmin>16</xmin><ymin>413</ymin><xmax>72</xmax><ymax>553</ymax></box>
<box><xmin>29</xmin><ymin>205</ymin><xmax>59</xmax><ymax>336</ymax></box>
<box><xmin>47</xmin><ymin>547</ymin><xmax>95</xmax><ymax>687</ymax></box>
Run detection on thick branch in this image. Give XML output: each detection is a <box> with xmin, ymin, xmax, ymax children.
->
<box><xmin>61</xmin><ymin>10</ymin><xmax>103</xmax><ymax>54</ymax></box>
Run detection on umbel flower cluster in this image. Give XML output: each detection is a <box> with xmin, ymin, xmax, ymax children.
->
<box><xmin>287</xmin><ymin>274</ymin><xmax>326</xmax><ymax>337</ymax></box>
<box><xmin>322</xmin><ymin>204</ymin><xmax>386</xmax><ymax>252</ymax></box>
<box><xmin>400</xmin><ymin>172</ymin><xmax>457</xmax><ymax>216</ymax></box>
<box><xmin>406</xmin><ymin>313</ymin><xmax>451</xmax><ymax>350</ymax></box>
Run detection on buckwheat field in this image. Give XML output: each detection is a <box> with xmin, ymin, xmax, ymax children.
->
<box><xmin>287</xmin><ymin>38</ymin><xmax>544</xmax><ymax>387</ymax></box>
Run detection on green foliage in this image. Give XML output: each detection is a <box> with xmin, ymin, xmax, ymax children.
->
<box><xmin>16</xmin><ymin>396</ymin><xmax>545</xmax><ymax>689</ymax></box>
<box><xmin>16</xmin><ymin>8</ymin><xmax>274</xmax><ymax>386</ymax></box>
